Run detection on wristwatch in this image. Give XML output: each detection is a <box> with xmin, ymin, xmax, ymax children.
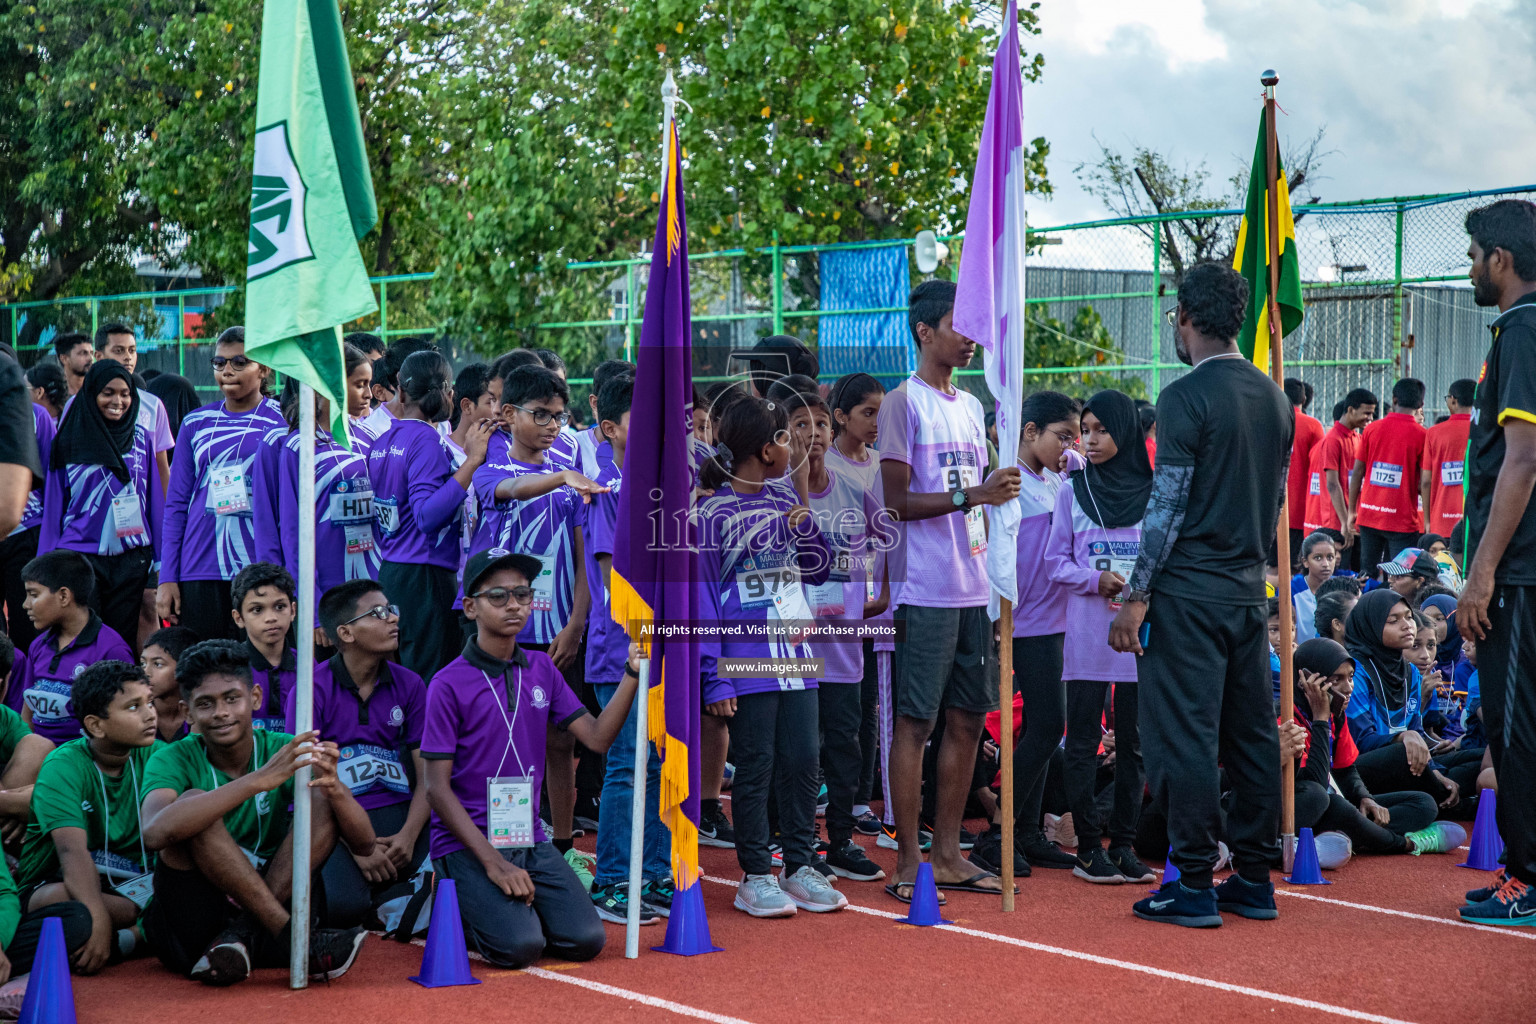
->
<box><xmin>951</xmin><ymin>488</ymin><xmax>971</xmax><ymax>512</ymax></box>
<box><xmin>1121</xmin><ymin>589</ymin><xmax>1151</xmax><ymax>605</ymax></box>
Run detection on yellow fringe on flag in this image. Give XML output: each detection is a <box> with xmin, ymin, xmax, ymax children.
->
<box><xmin>664</xmin><ymin>122</ymin><xmax>682</xmax><ymax>266</ymax></box>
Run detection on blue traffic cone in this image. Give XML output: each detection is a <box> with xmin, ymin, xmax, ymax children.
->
<box><xmin>899</xmin><ymin>862</ymin><xmax>953</xmax><ymax>926</ymax></box>
<box><xmin>17</xmin><ymin>916</ymin><xmax>75</xmax><ymax>1024</ymax></box>
<box><xmin>653</xmin><ymin>881</ymin><xmax>723</xmax><ymax>956</ymax></box>
<box><xmin>1154</xmin><ymin>846</ymin><xmax>1179</xmax><ymax>894</ymax></box>
<box><xmin>409</xmin><ymin>878</ymin><xmax>481</xmax><ymax>988</ymax></box>
<box><xmin>1284</xmin><ymin>827</ymin><xmax>1330</xmax><ymax>885</ymax></box>
<box><xmin>1459</xmin><ymin>789</ymin><xmax>1505</xmax><ymax>871</ymax></box>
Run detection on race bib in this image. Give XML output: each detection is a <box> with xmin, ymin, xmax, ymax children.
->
<box><xmin>736</xmin><ymin>558</ymin><xmax>800</xmax><ymax>610</ymax></box>
<box><xmin>328</xmin><ymin>485</ymin><xmax>374</xmax><ymax>524</ymax></box>
<box><xmin>111</xmin><ymin>492</ymin><xmax>145</xmax><ymax>540</ymax></box>
<box><xmin>91</xmin><ymin>848</ymin><xmax>146</xmax><ymax>881</ymax></box>
<box><xmin>1369</xmin><ymin>461</ymin><xmax>1403</xmax><ymax>488</ymax></box>
<box><xmin>487</xmin><ymin>776</ymin><xmax>535</xmax><ymax>849</ymax></box>
<box><xmin>23</xmin><ymin>679</ymin><xmax>70</xmax><ymax>725</ymax></box>
<box><xmin>337</xmin><ymin>744</ymin><xmax>409</xmax><ymax>796</ymax></box>
<box><xmin>1440</xmin><ymin>460</ymin><xmax>1463</xmax><ymax>487</ymax></box>
<box><xmin>207</xmin><ymin>466</ymin><xmax>251</xmax><ymax>516</ymax></box>
<box><xmin>1309</xmin><ymin>471</ymin><xmax>1321</xmax><ymax>496</ymax></box>
<box><xmin>375</xmin><ymin>497</ymin><xmax>401</xmax><ymax>537</ymax></box>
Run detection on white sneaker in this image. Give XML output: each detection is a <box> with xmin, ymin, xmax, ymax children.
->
<box><xmin>1313</xmin><ymin>830</ymin><xmax>1354</xmax><ymax>870</ymax></box>
<box><xmin>780</xmin><ymin>865</ymin><xmax>849</xmax><ymax>913</ymax></box>
<box><xmin>734</xmin><ymin>873</ymin><xmax>797</xmax><ymax>918</ymax></box>
<box><xmin>1044</xmin><ymin>812</ymin><xmax>1077</xmax><ymax>850</ymax></box>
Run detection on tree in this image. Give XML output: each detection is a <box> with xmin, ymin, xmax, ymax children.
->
<box><xmin>1021</xmin><ymin>304</ymin><xmax>1145</xmax><ymax>399</ymax></box>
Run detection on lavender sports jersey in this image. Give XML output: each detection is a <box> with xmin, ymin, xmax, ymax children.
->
<box><xmin>1043</xmin><ymin>483</ymin><xmax>1142</xmax><ymax>682</ymax></box>
<box><xmin>471</xmin><ymin>433</ymin><xmax>585</xmax><ymax>644</ymax></box>
<box><xmin>442</xmin><ymin>435</ymin><xmax>478</xmax><ymax>580</ymax></box>
<box><xmin>40</xmin><ymin>424</ymin><xmax>163</xmax><ymax>557</ymax></box>
<box><xmin>160</xmin><ymin>399</ymin><xmax>285</xmax><ymax>582</ymax></box>
<box><xmin>805</xmin><ymin>464</ymin><xmax>883</xmax><ymax>683</ymax></box>
<box><xmin>13</xmin><ymin>405</ymin><xmax>55</xmax><ymax>536</ymax></box>
<box><xmin>8</xmin><ymin>614</ymin><xmax>134</xmax><ymax>743</ymax></box>
<box><xmin>369</xmin><ymin>419</ymin><xmax>469</xmax><ymax>570</ymax></box>
<box><xmin>1009</xmin><ymin>451</ymin><xmax>1083</xmax><ymax>639</ymax></box>
<box><xmin>697</xmin><ymin>484</ymin><xmax>832</xmax><ymax>696</ymax></box>
<box><xmin>581</xmin><ymin>445</ymin><xmax>628</xmax><ymax>684</ymax></box>
<box><xmin>252</xmin><ymin>429</ymin><xmax>379</xmax><ymax>616</ymax></box>
<box><xmin>421</xmin><ymin>641</ymin><xmax>585</xmax><ymax>858</ymax></box>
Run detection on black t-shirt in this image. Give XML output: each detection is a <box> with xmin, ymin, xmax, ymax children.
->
<box><xmin>0</xmin><ymin>343</ymin><xmax>41</xmax><ymax>485</ymax></box>
<box><xmin>1151</xmin><ymin>355</ymin><xmax>1293</xmax><ymax>606</ymax></box>
<box><xmin>1464</xmin><ymin>292</ymin><xmax>1536</xmax><ymax>585</ymax></box>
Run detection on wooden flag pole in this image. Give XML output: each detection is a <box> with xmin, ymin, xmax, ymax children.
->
<box><xmin>1262</xmin><ymin>69</ymin><xmax>1298</xmax><ymax>869</ymax></box>
<box><xmin>999</xmin><ymin>598</ymin><xmax>1015</xmax><ymax>912</ymax></box>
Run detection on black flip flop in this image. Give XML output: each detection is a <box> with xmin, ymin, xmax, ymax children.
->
<box><xmin>935</xmin><ymin>870</ymin><xmax>1016</xmax><ymax>894</ymax></box>
<box><xmin>884</xmin><ymin>881</ymin><xmax>947</xmax><ymax>905</ymax></box>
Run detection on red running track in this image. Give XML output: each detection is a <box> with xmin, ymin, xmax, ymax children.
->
<box><xmin>70</xmin><ymin>826</ymin><xmax>1531</xmax><ymax>1024</ymax></box>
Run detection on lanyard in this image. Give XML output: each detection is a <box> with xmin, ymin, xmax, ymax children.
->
<box><xmin>92</xmin><ymin>757</ymin><xmax>149</xmax><ymax>872</ymax></box>
<box><xmin>206</xmin><ymin>744</ymin><xmax>268</xmax><ymax>855</ymax></box>
<box><xmin>481</xmin><ymin>668</ymin><xmax>527</xmax><ymax>778</ymax></box>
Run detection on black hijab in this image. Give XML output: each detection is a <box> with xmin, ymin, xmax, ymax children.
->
<box><xmin>146</xmin><ymin>372</ymin><xmax>200</xmax><ymax>439</ymax></box>
<box><xmin>1071</xmin><ymin>389</ymin><xmax>1153</xmax><ymax>528</ymax></box>
<box><xmin>1293</xmin><ymin>637</ymin><xmax>1352</xmax><ymax>719</ymax></box>
<box><xmin>52</xmin><ymin>361</ymin><xmax>140</xmax><ymax>483</ymax></box>
<box><xmin>1342</xmin><ymin>588</ymin><xmax>1410</xmax><ymax>710</ymax></box>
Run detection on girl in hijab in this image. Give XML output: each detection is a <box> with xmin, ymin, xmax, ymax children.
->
<box><xmin>1045</xmin><ymin>390</ymin><xmax>1153</xmax><ymax>885</ymax></box>
<box><xmin>1344</xmin><ymin>589</ymin><xmax>1481</xmax><ymax>814</ymax></box>
<box><xmin>40</xmin><ymin>360</ymin><xmax>164</xmax><ymax>649</ymax></box>
<box><xmin>1290</xmin><ymin>638</ymin><xmax>1464</xmax><ymax>858</ymax></box>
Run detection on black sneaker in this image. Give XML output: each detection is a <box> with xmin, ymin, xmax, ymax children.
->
<box><xmin>826</xmin><ymin>839</ymin><xmax>886</xmax><ymax>882</ymax></box>
<box><xmin>591</xmin><ymin>883</ymin><xmax>661</xmax><ymax>925</ymax></box>
<box><xmin>1466</xmin><ymin>868</ymin><xmax>1509</xmax><ymax>906</ymax></box>
<box><xmin>699</xmin><ymin>803</ymin><xmax>737</xmax><ymax>849</ymax></box>
<box><xmin>1213</xmin><ymin>873</ymin><xmax>1279</xmax><ymax>920</ymax></box>
<box><xmin>1108</xmin><ymin>846</ymin><xmax>1157</xmax><ymax>884</ymax></box>
<box><xmin>853</xmin><ymin>810</ymin><xmax>883</xmax><ymax>836</ymax></box>
<box><xmin>1133</xmin><ymin>881</ymin><xmax>1223</xmax><ymax>928</ymax></box>
<box><xmin>969</xmin><ymin>824</ymin><xmax>1031</xmax><ymax>878</ymax></box>
<box><xmin>957</xmin><ymin>825</ymin><xmax>978</xmax><ymax>851</ymax></box>
<box><xmin>812</xmin><ymin>854</ymin><xmax>837</xmax><ymax>880</ymax></box>
<box><xmin>308</xmin><ymin>927</ymin><xmax>368</xmax><ymax>981</ymax></box>
<box><xmin>1019</xmin><ymin>828</ymin><xmax>1077</xmax><ymax>869</ymax></box>
<box><xmin>1072</xmin><ymin>846</ymin><xmax>1126</xmax><ymax>884</ymax></box>
<box><xmin>641</xmin><ymin>878</ymin><xmax>674</xmax><ymax>918</ymax></box>
<box><xmin>1459</xmin><ymin>875</ymin><xmax>1536</xmax><ymax>925</ymax></box>
<box><xmin>190</xmin><ymin>917</ymin><xmax>258</xmax><ymax>986</ymax></box>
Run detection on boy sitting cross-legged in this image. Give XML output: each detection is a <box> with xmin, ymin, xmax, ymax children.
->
<box><xmin>423</xmin><ymin>548</ymin><xmax>640</xmax><ymax>969</ymax></box>
<box><xmin>139</xmin><ymin>639</ymin><xmax>374</xmax><ymax>985</ymax></box>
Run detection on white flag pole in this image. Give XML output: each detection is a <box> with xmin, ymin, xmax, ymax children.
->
<box><xmin>289</xmin><ymin>379</ymin><xmax>318</xmax><ymax>988</ymax></box>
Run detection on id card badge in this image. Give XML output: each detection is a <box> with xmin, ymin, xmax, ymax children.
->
<box><xmin>530</xmin><ymin>554</ymin><xmax>556</xmax><ymax>612</ymax></box>
<box><xmin>1108</xmin><ymin>556</ymin><xmax>1138</xmax><ymax>610</ymax></box>
<box><xmin>111</xmin><ymin>491</ymin><xmax>146</xmax><ymax>540</ymax></box>
<box><xmin>343</xmin><ymin>522</ymin><xmax>375</xmax><ymax>555</ymax></box>
<box><xmin>238</xmin><ymin>846</ymin><xmax>268</xmax><ymax>872</ymax></box>
<box><xmin>208</xmin><ymin>466</ymin><xmax>251</xmax><ymax>516</ymax></box>
<box><xmin>112</xmin><ymin>873</ymin><xmax>154</xmax><ymax>911</ymax></box>
<box><xmin>808</xmin><ymin>580</ymin><xmax>846</xmax><ymax>618</ymax></box>
<box><xmin>773</xmin><ymin>580</ymin><xmax>816</xmax><ymax>644</ymax></box>
<box><xmin>487</xmin><ymin>776</ymin><xmax>535</xmax><ymax>848</ymax></box>
<box><xmin>966</xmin><ymin>507</ymin><xmax>986</xmax><ymax>557</ymax></box>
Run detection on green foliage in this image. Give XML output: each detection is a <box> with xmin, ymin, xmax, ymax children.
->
<box><xmin>1022</xmin><ymin>305</ymin><xmax>1145</xmax><ymax>399</ymax></box>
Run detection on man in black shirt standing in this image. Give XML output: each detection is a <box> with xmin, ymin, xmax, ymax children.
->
<box><xmin>1109</xmin><ymin>262</ymin><xmax>1293</xmax><ymax>928</ymax></box>
<box><xmin>1457</xmin><ymin>199</ymin><xmax>1536</xmax><ymax>926</ymax></box>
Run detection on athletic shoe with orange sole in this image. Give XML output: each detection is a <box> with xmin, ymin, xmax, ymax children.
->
<box><xmin>1459</xmin><ymin>875</ymin><xmax>1536</xmax><ymax>926</ymax></box>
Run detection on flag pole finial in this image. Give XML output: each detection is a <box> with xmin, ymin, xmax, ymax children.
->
<box><xmin>1260</xmin><ymin>69</ymin><xmax>1279</xmax><ymax>90</ymax></box>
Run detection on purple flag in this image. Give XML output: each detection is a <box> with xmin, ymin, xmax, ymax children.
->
<box><xmin>609</xmin><ymin>84</ymin><xmax>703</xmax><ymax>889</ymax></box>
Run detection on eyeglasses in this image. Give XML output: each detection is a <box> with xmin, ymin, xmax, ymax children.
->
<box><xmin>212</xmin><ymin>355</ymin><xmax>254</xmax><ymax>370</ymax></box>
<box><xmin>1164</xmin><ymin>306</ymin><xmax>1180</xmax><ymax>328</ymax></box>
<box><xmin>341</xmin><ymin>603</ymin><xmax>399</xmax><ymax>625</ymax></box>
<box><xmin>509</xmin><ymin>404</ymin><xmax>570</xmax><ymax>427</ymax></box>
<box><xmin>469</xmin><ymin>586</ymin><xmax>536</xmax><ymax>607</ymax></box>
<box><xmin>1046</xmin><ymin>428</ymin><xmax>1077</xmax><ymax>448</ymax></box>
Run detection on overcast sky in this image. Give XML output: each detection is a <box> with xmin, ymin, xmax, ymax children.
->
<box><xmin>1023</xmin><ymin>0</ymin><xmax>1536</xmax><ymax>229</ymax></box>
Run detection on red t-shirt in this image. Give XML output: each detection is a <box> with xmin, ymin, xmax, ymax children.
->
<box><xmin>1424</xmin><ymin>413</ymin><xmax>1471</xmax><ymax>536</ymax></box>
<box><xmin>1145</xmin><ymin>436</ymin><xmax>1156</xmax><ymax>468</ymax></box>
<box><xmin>1303</xmin><ymin>421</ymin><xmax>1358</xmax><ymax>532</ymax></box>
<box><xmin>1353</xmin><ymin>411</ymin><xmax>1427</xmax><ymax>533</ymax></box>
<box><xmin>1287</xmin><ymin>411</ymin><xmax>1325</xmax><ymax>529</ymax></box>
<box><xmin>1295</xmin><ymin>707</ymin><xmax>1360</xmax><ymax>770</ymax></box>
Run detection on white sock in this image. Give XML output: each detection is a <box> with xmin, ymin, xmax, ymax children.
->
<box><xmin>851</xmin><ymin>804</ymin><xmax>871</xmax><ymax>817</ymax></box>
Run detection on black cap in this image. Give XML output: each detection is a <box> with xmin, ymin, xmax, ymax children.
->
<box><xmin>463</xmin><ymin>548</ymin><xmax>543</xmax><ymax>597</ymax></box>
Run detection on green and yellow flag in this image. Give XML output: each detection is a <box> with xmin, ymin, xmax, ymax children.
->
<box><xmin>245</xmin><ymin>0</ymin><xmax>378</xmax><ymax>445</ymax></box>
<box><xmin>1232</xmin><ymin>110</ymin><xmax>1304</xmax><ymax>370</ymax></box>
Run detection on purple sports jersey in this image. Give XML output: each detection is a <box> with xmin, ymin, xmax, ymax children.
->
<box><xmin>160</xmin><ymin>398</ymin><xmax>285</xmax><ymax>583</ymax></box>
<box><xmin>548</xmin><ymin>426</ymin><xmax>579</xmax><ymax>471</ymax></box>
<box><xmin>247</xmin><ymin>640</ymin><xmax>298</xmax><ymax>733</ymax></box>
<box><xmin>1043</xmin><ymin>483</ymin><xmax>1142</xmax><ymax>682</ymax></box>
<box><xmin>13</xmin><ymin>405</ymin><xmax>55</xmax><ymax>536</ymax></box>
<box><xmin>442</xmin><ymin>435</ymin><xmax>478</xmax><ymax>580</ymax></box>
<box><xmin>697</xmin><ymin>484</ymin><xmax>832</xmax><ymax>696</ymax></box>
<box><xmin>421</xmin><ymin>640</ymin><xmax>586</xmax><ymax>858</ymax></box>
<box><xmin>8</xmin><ymin>614</ymin><xmax>134</xmax><ymax>743</ymax></box>
<box><xmin>368</xmin><ymin>418</ymin><xmax>470</xmax><ymax>570</ymax></box>
<box><xmin>283</xmin><ymin>656</ymin><xmax>426</xmax><ymax>811</ymax></box>
<box><xmin>877</xmin><ymin>376</ymin><xmax>990</xmax><ymax>608</ymax></box>
<box><xmin>581</xmin><ymin>444</ymin><xmax>628</xmax><ymax>684</ymax></box>
<box><xmin>252</xmin><ymin>428</ymin><xmax>380</xmax><ymax>617</ymax></box>
<box><xmin>805</xmin><ymin>463</ymin><xmax>884</xmax><ymax>683</ymax></box>
<box><xmin>40</xmin><ymin>424</ymin><xmax>164</xmax><ymax>557</ymax></box>
<box><xmin>470</xmin><ymin>432</ymin><xmax>585</xmax><ymax>644</ymax></box>
<box><xmin>828</xmin><ymin>445</ymin><xmax>895</xmax><ymax>651</ymax></box>
<box><xmin>1009</xmin><ymin>450</ymin><xmax>1084</xmax><ymax>639</ymax></box>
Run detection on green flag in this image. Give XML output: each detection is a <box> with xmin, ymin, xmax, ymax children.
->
<box><xmin>245</xmin><ymin>0</ymin><xmax>378</xmax><ymax>445</ymax></box>
<box><xmin>1232</xmin><ymin>110</ymin><xmax>1304</xmax><ymax>371</ymax></box>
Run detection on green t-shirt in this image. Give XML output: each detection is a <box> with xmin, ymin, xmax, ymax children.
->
<box><xmin>0</xmin><ymin>705</ymin><xmax>33</xmax><ymax>765</ymax></box>
<box><xmin>16</xmin><ymin>740</ymin><xmax>160</xmax><ymax>887</ymax></box>
<box><xmin>142</xmin><ymin>730</ymin><xmax>296</xmax><ymax>862</ymax></box>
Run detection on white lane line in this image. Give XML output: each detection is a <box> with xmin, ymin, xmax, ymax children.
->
<box><xmin>702</xmin><ymin>875</ymin><xmax>1421</xmax><ymax>1024</ymax></box>
<box><xmin>523</xmin><ymin>966</ymin><xmax>759</xmax><ymax>1024</ymax></box>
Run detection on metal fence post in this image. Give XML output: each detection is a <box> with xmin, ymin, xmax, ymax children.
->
<box><xmin>91</xmin><ymin>299</ymin><xmax>98</xmax><ymax>338</ymax></box>
<box><xmin>771</xmin><ymin>230</ymin><xmax>784</xmax><ymax>334</ymax></box>
<box><xmin>625</xmin><ymin>263</ymin><xmax>637</xmax><ymax>362</ymax></box>
<box><xmin>1392</xmin><ymin>203</ymin><xmax>1405</xmax><ymax>372</ymax></box>
<box><xmin>177</xmin><ymin>294</ymin><xmax>186</xmax><ymax>376</ymax></box>
<box><xmin>379</xmin><ymin>279</ymin><xmax>389</xmax><ymax>339</ymax></box>
<box><xmin>1150</xmin><ymin>219</ymin><xmax>1163</xmax><ymax>398</ymax></box>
